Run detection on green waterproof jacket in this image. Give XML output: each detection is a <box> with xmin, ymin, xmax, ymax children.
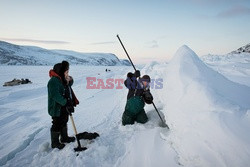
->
<box><xmin>47</xmin><ymin>70</ymin><xmax>67</xmax><ymax>117</ymax></box>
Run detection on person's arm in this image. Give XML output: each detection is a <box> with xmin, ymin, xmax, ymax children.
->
<box><xmin>67</xmin><ymin>76</ymin><xmax>74</xmax><ymax>86</ymax></box>
<box><xmin>134</xmin><ymin>70</ymin><xmax>140</xmax><ymax>78</ymax></box>
<box><xmin>143</xmin><ymin>89</ymin><xmax>154</xmax><ymax>104</ymax></box>
<box><xmin>125</xmin><ymin>72</ymin><xmax>140</xmax><ymax>89</ymax></box>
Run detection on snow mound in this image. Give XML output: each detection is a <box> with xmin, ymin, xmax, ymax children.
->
<box><xmin>159</xmin><ymin>45</ymin><xmax>250</xmax><ymax>167</ymax></box>
<box><xmin>169</xmin><ymin>45</ymin><xmax>250</xmax><ymax>109</ymax></box>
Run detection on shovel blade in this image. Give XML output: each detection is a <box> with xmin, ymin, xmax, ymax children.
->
<box><xmin>74</xmin><ymin>146</ymin><xmax>87</xmax><ymax>152</ymax></box>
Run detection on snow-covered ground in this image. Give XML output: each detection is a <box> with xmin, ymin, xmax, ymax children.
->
<box><xmin>0</xmin><ymin>45</ymin><xmax>250</xmax><ymax>167</ymax></box>
<box><xmin>201</xmin><ymin>53</ymin><xmax>250</xmax><ymax>87</ymax></box>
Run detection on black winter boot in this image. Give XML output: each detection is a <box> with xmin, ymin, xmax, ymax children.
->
<box><xmin>51</xmin><ymin>130</ymin><xmax>65</xmax><ymax>149</ymax></box>
<box><xmin>60</xmin><ymin>126</ymin><xmax>75</xmax><ymax>143</ymax></box>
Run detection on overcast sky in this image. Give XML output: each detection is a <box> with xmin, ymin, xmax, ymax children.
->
<box><xmin>0</xmin><ymin>0</ymin><xmax>250</xmax><ymax>64</ymax></box>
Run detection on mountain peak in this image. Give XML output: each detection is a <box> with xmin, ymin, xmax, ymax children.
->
<box><xmin>231</xmin><ymin>43</ymin><xmax>250</xmax><ymax>54</ymax></box>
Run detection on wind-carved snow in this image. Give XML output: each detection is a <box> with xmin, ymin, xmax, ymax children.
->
<box><xmin>157</xmin><ymin>45</ymin><xmax>250</xmax><ymax>167</ymax></box>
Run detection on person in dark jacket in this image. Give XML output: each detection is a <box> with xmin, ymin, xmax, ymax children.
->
<box><xmin>122</xmin><ymin>70</ymin><xmax>153</xmax><ymax>125</ymax></box>
<box><xmin>47</xmin><ymin>61</ymin><xmax>79</xmax><ymax>149</ymax></box>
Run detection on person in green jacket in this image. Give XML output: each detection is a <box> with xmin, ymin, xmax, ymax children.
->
<box><xmin>122</xmin><ymin>71</ymin><xmax>154</xmax><ymax>125</ymax></box>
<box><xmin>47</xmin><ymin>61</ymin><xmax>79</xmax><ymax>149</ymax></box>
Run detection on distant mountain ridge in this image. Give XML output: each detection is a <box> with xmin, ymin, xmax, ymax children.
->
<box><xmin>231</xmin><ymin>43</ymin><xmax>250</xmax><ymax>54</ymax></box>
<box><xmin>0</xmin><ymin>40</ymin><xmax>131</xmax><ymax>66</ymax></box>
<box><xmin>201</xmin><ymin>43</ymin><xmax>250</xmax><ymax>64</ymax></box>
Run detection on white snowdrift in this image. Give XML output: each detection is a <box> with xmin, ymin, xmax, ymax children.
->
<box><xmin>157</xmin><ymin>45</ymin><xmax>250</xmax><ymax>167</ymax></box>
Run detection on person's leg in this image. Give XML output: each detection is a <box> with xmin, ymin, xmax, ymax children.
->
<box><xmin>122</xmin><ymin>111</ymin><xmax>135</xmax><ymax>125</ymax></box>
<box><xmin>135</xmin><ymin>109</ymin><xmax>148</xmax><ymax>124</ymax></box>
<box><xmin>51</xmin><ymin>117</ymin><xmax>65</xmax><ymax>149</ymax></box>
<box><xmin>60</xmin><ymin>108</ymin><xmax>75</xmax><ymax>143</ymax></box>
<box><xmin>123</xmin><ymin>97</ymin><xmax>142</xmax><ymax>126</ymax></box>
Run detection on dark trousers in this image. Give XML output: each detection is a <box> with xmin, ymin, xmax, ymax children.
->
<box><xmin>51</xmin><ymin>107</ymin><xmax>69</xmax><ymax>132</ymax></box>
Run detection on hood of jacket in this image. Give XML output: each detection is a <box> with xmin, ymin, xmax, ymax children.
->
<box><xmin>49</xmin><ymin>69</ymin><xmax>62</xmax><ymax>80</ymax></box>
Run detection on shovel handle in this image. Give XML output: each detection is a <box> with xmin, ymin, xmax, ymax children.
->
<box><xmin>68</xmin><ymin>110</ymin><xmax>84</xmax><ymax>149</ymax></box>
<box><xmin>69</xmin><ymin>115</ymin><xmax>78</xmax><ymax>135</ymax></box>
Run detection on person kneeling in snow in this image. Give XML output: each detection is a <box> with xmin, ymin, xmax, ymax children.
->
<box><xmin>122</xmin><ymin>70</ymin><xmax>153</xmax><ymax>125</ymax></box>
<box><xmin>47</xmin><ymin>61</ymin><xmax>79</xmax><ymax>149</ymax></box>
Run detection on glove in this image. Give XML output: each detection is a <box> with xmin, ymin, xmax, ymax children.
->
<box><xmin>66</xmin><ymin>99</ymin><xmax>74</xmax><ymax>113</ymax></box>
<box><xmin>66</xmin><ymin>105</ymin><xmax>74</xmax><ymax>114</ymax></box>
<box><xmin>143</xmin><ymin>91</ymin><xmax>153</xmax><ymax>104</ymax></box>
<box><xmin>134</xmin><ymin>70</ymin><xmax>140</xmax><ymax>78</ymax></box>
<box><xmin>127</xmin><ymin>72</ymin><xmax>134</xmax><ymax>78</ymax></box>
<box><xmin>67</xmin><ymin>76</ymin><xmax>73</xmax><ymax>86</ymax></box>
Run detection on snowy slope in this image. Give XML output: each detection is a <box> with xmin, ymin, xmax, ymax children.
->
<box><xmin>157</xmin><ymin>45</ymin><xmax>250</xmax><ymax>166</ymax></box>
<box><xmin>0</xmin><ymin>41</ymin><xmax>129</xmax><ymax>66</ymax></box>
<box><xmin>202</xmin><ymin>52</ymin><xmax>250</xmax><ymax>64</ymax></box>
<box><xmin>0</xmin><ymin>45</ymin><xmax>250</xmax><ymax>167</ymax></box>
<box><xmin>119</xmin><ymin>59</ymin><xmax>131</xmax><ymax>66</ymax></box>
<box><xmin>201</xmin><ymin>43</ymin><xmax>250</xmax><ymax>86</ymax></box>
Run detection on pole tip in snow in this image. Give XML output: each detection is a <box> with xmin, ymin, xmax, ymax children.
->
<box><xmin>160</xmin><ymin>122</ymin><xmax>170</xmax><ymax>129</ymax></box>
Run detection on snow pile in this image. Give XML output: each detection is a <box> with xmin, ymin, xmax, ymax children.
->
<box><xmin>158</xmin><ymin>45</ymin><xmax>250</xmax><ymax>166</ymax></box>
